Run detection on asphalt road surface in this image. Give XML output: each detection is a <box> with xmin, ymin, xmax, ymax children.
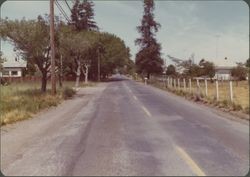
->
<box><xmin>1</xmin><ymin>76</ymin><xmax>249</xmax><ymax>176</ymax></box>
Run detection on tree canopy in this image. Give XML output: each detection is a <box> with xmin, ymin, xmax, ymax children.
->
<box><xmin>246</xmin><ymin>58</ymin><xmax>250</xmax><ymax>68</ymax></box>
<box><xmin>71</xmin><ymin>0</ymin><xmax>98</xmax><ymax>31</ymax></box>
<box><xmin>166</xmin><ymin>64</ymin><xmax>176</xmax><ymax>76</ymax></box>
<box><xmin>135</xmin><ymin>0</ymin><xmax>163</xmax><ymax>79</ymax></box>
<box><xmin>199</xmin><ymin>59</ymin><xmax>215</xmax><ymax>79</ymax></box>
<box><xmin>0</xmin><ymin>15</ymin><xmax>58</xmax><ymax>92</ymax></box>
<box><xmin>0</xmin><ymin>14</ymin><xmax>132</xmax><ymax>91</ymax></box>
<box><xmin>231</xmin><ymin>65</ymin><xmax>247</xmax><ymax>81</ymax></box>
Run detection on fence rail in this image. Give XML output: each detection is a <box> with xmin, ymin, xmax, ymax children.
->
<box><xmin>147</xmin><ymin>75</ymin><xmax>249</xmax><ymax>110</ymax></box>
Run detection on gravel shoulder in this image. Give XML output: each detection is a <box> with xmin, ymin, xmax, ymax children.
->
<box><xmin>0</xmin><ymin>83</ymin><xmax>107</xmax><ymax>176</ymax></box>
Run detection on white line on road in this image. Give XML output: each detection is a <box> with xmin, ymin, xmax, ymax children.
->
<box><xmin>141</xmin><ymin>105</ymin><xmax>152</xmax><ymax>117</ymax></box>
<box><xmin>133</xmin><ymin>95</ymin><xmax>138</xmax><ymax>101</ymax></box>
<box><xmin>123</xmin><ymin>83</ymin><xmax>132</xmax><ymax>93</ymax></box>
<box><xmin>175</xmin><ymin>146</ymin><xmax>206</xmax><ymax>176</ymax></box>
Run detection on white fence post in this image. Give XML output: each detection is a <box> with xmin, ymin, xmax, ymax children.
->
<box><xmin>189</xmin><ymin>78</ymin><xmax>192</xmax><ymax>92</ymax></box>
<box><xmin>177</xmin><ymin>78</ymin><xmax>180</xmax><ymax>90</ymax></box>
<box><xmin>229</xmin><ymin>81</ymin><xmax>233</xmax><ymax>102</ymax></box>
<box><xmin>196</xmin><ymin>79</ymin><xmax>200</xmax><ymax>88</ymax></box>
<box><xmin>216</xmin><ymin>80</ymin><xmax>219</xmax><ymax>101</ymax></box>
<box><xmin>196</xmin><ymin>79</ymin><xmax>200</xmax><ymax>95</ymax></box>
<box><xmin>183</xmin><ymin>78</ymin><xmax>186</xmax><ymax>91</ymax></box>
<box><xmin>205</xmin><ymin>79</ymin><xmax>208</xmax><ymax>96</ymax></box>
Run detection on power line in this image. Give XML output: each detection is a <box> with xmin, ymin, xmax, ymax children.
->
<box><xmin>64</xmin><ymin>0</ymin><xmax>72</xmax><ymax>12</ymax></box>
<box><xmin>55</xmin><ymin>0</ymin><xmax>71</xmax><ymax>23</ymax></box>
<box><xmin>55</xmin><ymin>0</ymin><xmax>70</xmax><ymax>22</ymax></box>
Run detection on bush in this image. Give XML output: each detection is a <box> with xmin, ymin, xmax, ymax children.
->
<box><xmin>243</xmin><ymin>107</ymin><xmax>249</xmax><ymax>114</ymax></box>
<box><xmin>222</xmin><ymin>100</ymin><xmax>230</xmax><ymax>107</ymax></box>
<box><xmin>232</xmin><ymin>103</ymin><xmax>242</xmax><ymax>111</ymax></box>
<box><xmin>62</xmin><ymin>87</ymin><xmax>76</xmax><ymax>99</ymax></box>
<box><xmin>0</xmin><ymin>78</ymin><xmax>10</xmax><ymax>85</ymax></box>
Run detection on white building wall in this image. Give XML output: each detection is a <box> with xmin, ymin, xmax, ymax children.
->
<box><xmin>1</xmin><ymin>68</ymin><xmax>23</xmax><ymax>78</ymax></box>
<box><xmin>215</xmin><ymin>73</ymin><xmax>231</xmax><ymax>80</ymax></box>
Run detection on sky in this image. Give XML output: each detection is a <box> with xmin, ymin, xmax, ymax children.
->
<box><xmin>0</xmin><ymin>0</ymin><xmax>249</xmax><ymax>66</ymax></box>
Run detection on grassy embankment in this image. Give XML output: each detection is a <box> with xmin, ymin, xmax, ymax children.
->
<box><xmin>148</xmin><ymin>78</ymin><xmax>249</xmax><ymax>116</ymax></box>
<box><xmin>0</xmin><ymin>81</ymin><xmax>96</xmax><ymax>126</ymax></box>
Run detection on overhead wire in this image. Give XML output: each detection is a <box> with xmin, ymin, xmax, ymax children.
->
<box><xmin>55</xmin><ymin>0</ymin><xmax>71</xmax><ymax>23</ymax></box>
<box><xmin>64</xmin><ymin>0</ymin><xmax>72</xmax><ymax>12</ymax></box>
<box><xmin>55</xmin><ymin>0</ymin><xmax>71</xmax><ymax>21</ymax></box>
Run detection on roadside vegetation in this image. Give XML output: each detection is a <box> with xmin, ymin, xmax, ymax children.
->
<box><xmin>0</xmin><ymin>81</ymin><xmax>97</xmax><ymax>126</ymax></box>
<box><xmin>0</xmin><ymin>0</ymin><xmax>133</xmax><ymax>125</ymax></box>
<box><xmin>147</xmin><ymin>78</ymin><xmax>249</xmax><ymax>118</ymax></box>
<box><xmin>0</xmin><ymin>0</ymin><xmax>134</xmax><ymax>92</ymax></box>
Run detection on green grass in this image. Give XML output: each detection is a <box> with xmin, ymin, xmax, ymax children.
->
<box><xmin>0</xmin><ymin>81</ymin><xmax>96</xmax><ymax>126</ymax></box>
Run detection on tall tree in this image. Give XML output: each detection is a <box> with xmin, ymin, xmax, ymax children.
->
<box><xmin>246</xmin><ymin>58</ymin><xmax>250</xmax><ymax>68</ymax></box>
<box><xmin>59</xmin><ymin>27</ymin><xmax>95</xmax><ymax>87</ymax></box>
<box><xmin>199</xmin><ymin>59</ymin><xmax>215</xmax><ymax>79</ymax></box>
<box><xmin>166</xmin><ymin>64</ymin><xmax>176</xmax><ymax>76</ymax></box>
<box><xmin>98</xmin><ymin>32</ymin><xmax>131</xmax><ymax>79</ymax></box>
<box><xmin>0</xmin><ymin>15</ymin><xmax>61</xmax><ymax>92</ymax></box>
<box><xmin>231</xmin><ymin>65</ymin><xmax>247</xmax><ymax>81</ymax></box>
<box><xmin>71</xmin><ymin>0</ymin><xmax>98</xmax><ymax>31</ymax></box>
<box><xmin>135</xmin><ymin>0</ymin><xmax>163</xmax><ymax>79</ymax></box>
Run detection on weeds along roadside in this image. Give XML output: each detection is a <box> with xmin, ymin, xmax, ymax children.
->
<box><xmin>144</xmin><ymin>78</ymin><xmax>249</xmax><ymax>118</ymax></box>
<box><xmin>0</xmin><ymin>81</ymin><xmax>96</xmax><ymax>126</ymax></box>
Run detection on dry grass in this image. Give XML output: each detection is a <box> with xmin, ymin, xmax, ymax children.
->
<box><xmin>149</xmin><ymin>78</ymin><xmax>249</xmax><ymax>115</ymax></box>
<box><xmin>0</xmin><ymin>80</ymin><xmax>95</xmax><ymax>126</ymax></box>
<box><xmin>196</xmin><ymin>80</ymin><xmax>249</xmax><ymax>109</ymax></box>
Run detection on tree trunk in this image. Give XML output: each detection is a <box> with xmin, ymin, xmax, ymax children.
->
<box><xmin>59</xmin><ymin>55</ymin><xmax>63</xmax><ymax>88</ymax></box>
<box><xmin>41</xmin><ymin>72</ymin><xmax>47</xmax><ymax>92</ymax></box>
<box><xmin>84</xmin><ymin>73</ymin><xmax>88</xmax><ymax>83</ymax></box>
<box><xmin>84</xmin><ymin>65</ymin><xmax>88</xmax><ymax>83</ymax></box>
<box><xmin>75</xmin><ymin>60</ymin><xmax>81</xmax><ymax>88</ymax></box>
<box><xmin>147</xmin><ymin>73</ymin><xmax>150</xmax><ymax>79</ymax></box>
<box><xmin>59</xmin><ymin>75</ymin><xmax>63</xmax><ymax>88</ymax></box>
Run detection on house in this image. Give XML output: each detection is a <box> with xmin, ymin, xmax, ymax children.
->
<box><xmin>214</xmin><ymin>66</ymin><xmax>234</xmax><ymax>80</ymax></box>
<box><xmin>0</xmin><ymin>61</ymin><xmax>27</xmax><ymax>78</ymax></box>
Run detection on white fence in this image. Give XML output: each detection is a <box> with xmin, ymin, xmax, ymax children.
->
<box><xmin>149</xmin><ymin>76</ymin><xmax>236</xmax><ymax>102</ymax></box>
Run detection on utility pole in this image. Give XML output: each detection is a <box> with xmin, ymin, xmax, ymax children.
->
<box><xmin>59</xmin><ymin>54</ymin><xmax>63</xmax><ymax>87</ymax></box>
<box><xmin>50</xmin><ymin>0</ymin><xmax>56</xmax><ymax>95</ymax></box>
<box><xmin>97</xmin><ymin>45</ymin><xmax>100</xmax><ymax>82</ymax></box>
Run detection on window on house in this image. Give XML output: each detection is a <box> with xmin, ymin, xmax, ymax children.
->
<box><xmin>11</xmin><ymin>71</ymin><xmax>18</xmax><ymax>76</ymax></box>
<box><xmin>2</xmin><ymin>70</ymin><xmax>9</xmax><ymax>76</ymax></box>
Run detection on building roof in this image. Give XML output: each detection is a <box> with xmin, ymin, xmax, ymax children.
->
<box><xmin>3</xmin><ymin>61</ymin><xmax>27</xmax><ymax>68</ymax></box>
<box><xmin>215</xmin><ymin>66</ymin><xmax>234</xmax><ymax>70</ymax></box>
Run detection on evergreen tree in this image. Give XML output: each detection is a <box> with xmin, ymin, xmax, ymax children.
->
<box><xmin>83</xmin><ymin>0</ymin><xmax>98</xmax><ymax>31</ymax></box>
<box><xmin>71</xmin><ymin>0</ymin><xmax>98</xmax><ymax>31</ymax></box>
<box><xmin>135</xmin><ymin>0</ymin><xmax>163</xmax><ymax>79</ymax></box>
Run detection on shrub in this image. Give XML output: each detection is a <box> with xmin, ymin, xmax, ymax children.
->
<box><xmin>244</xmin><ymin>107</ymin><xmax>249</xmax><ymax>114</ymax></box>
<box><xmin>194</xmin><ymin>93</ymin><xmax>201</xmax><ymax>102</ymax></box>
<box><xmin>232</xmin><ymin>103</ymin><xmax>242</xmax><ymax>111</ymax></box>
<box><xmin>222</xmin><ymin>100</ymin><xmax>230</xmax><ymax>107</ymax></box>
<box><xmin>1</xmin><ymin>110</ymin><xmax>31</xmax><ymax>126</ymax></box>
<box><xmin>62</xmin><ymin>87</ymin><xmax>76</xmax><ymax>99</ymax></box>
<box><xmin>0</xmin><ymin>78</ymin><xmax>10</xmax><ymax>85</ymax></box>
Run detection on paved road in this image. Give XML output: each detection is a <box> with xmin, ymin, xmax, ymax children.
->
<box><xmin>1</xmin><ymin>77</ymin><xmax>249</xmax><ymax>176</ymax></box>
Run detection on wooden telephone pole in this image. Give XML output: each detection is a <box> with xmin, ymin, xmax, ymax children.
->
<box><xmin>50</xmin><ymin>0</ymin><xmax>56</xmax><ymax>95</ymax></box>
<box><xmin>97</xmin><ymin>46</ymin><xmax>100</xmax><ymax>82</ymax></box>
